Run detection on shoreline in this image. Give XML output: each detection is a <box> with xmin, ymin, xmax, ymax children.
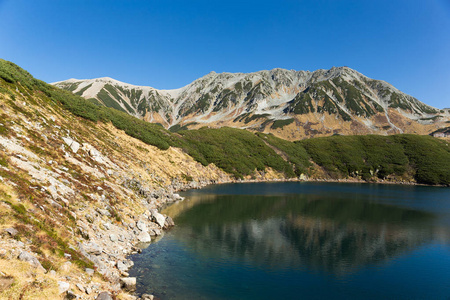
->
<box><xmin>127</xmin><ymin>176</ymin><xmax>448</xmax><ymax>299</ymax></box>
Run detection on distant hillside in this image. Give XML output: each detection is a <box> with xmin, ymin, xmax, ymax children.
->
<box><xmin>53</xmin><ymin>67</ymin><xmax>449</xmax><ymax>139</ymax></box>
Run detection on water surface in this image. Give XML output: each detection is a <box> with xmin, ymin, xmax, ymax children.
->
<box><xmin>129</xmin><ymin>182</ymin><xmax>450</xmax><ymax>299</ymax></box>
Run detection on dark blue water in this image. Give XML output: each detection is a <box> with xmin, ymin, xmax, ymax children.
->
<box><xmin>129</xmin><ymin>182</ymin><xmax>450</xmax><ymax>299</ymax></box>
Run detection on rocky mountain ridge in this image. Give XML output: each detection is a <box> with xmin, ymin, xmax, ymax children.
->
<box><xmin>54</xmin><ymin>67</ymin><xmax>448</xmax><ymax>139</ymax></box>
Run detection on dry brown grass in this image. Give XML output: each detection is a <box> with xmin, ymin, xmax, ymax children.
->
<box><xmin>0</xmin><ymin>259</ymin><xmax>60</xmax><ymax>300</ymax></box>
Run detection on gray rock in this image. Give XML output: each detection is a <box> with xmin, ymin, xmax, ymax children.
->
<box><xmin>117</xmin><ymin>260</ymin><xmax>134</xmax><ymax>272</ymax></box>
<box><xmin>85</xmin><ymin>268</ymin><xmax>95</xmax><ymax>276</ymax></box>
<box><xmin>141</xmin><ymin>294</ymin><xmax>155</xmax><ymax>300</ymax></box>
<box><xmin>150</xmin><ymin>210</ymin><xmax>166</xmax><ymax>228</ymax></box>
<box><xmin>63</xmin><ymin>137</ymin><xmax>80</xmax><ymax>153</ymax></box>
<box><xmin>103</xmin><ymin>222</ymin><xmax>111</xmax><ymax>230</ymax></box>
<box><xmin>76</xmin><ymin>283</ymin><xmax>85</xmax><ymax>293</ymax></box>
<box><xmin>164</xmin><ymin>216</ymin><xmax>175</xmax><ymax>229</ymax></box>
<box><xmin>137</xmin><ymin>231</ymin><xmax>151</xmax><ymax>243</ymax></box>
<box><xmin>96</xmin><ymin>291</ymin><xmax>113</xmax><ymax>300</ymax></box>
<box><xmin>82</xmin><ymin>242</ymin><xmax>103</xmax><ymax>255</ymax></box>
<box><xmin>173</xmin><ymin>193</ymin><xmax>184</xmax><ymax>200</ymax></box>
<box><xmin>58</xmin><ymin>281</ymin><xmax>70</xmax><ymax>294</ymax></box>
<box><xmin>85</xmin><ymin>286</ymin><xmax>92</xmax><ymax>294</ymax></box>
<box><xmin>4</xmin><ymin>227</ymin><xmax>18</xmax><ymax>237</ymax></box>
<box><xmin>18</xmin><ymin>251</ymin><xmax>45</xmax><ymax>272</ymax></box>
<box><xmin>120</xmin><ymin>277</ymin><xmax>136</xmax><ymax>292</ymax></box>
<box><xmin>151</xmin><ymin>228</ymin><xmax>162</xmax><ymax>236</ymax></box>
<box><xmin>136</xmin><ymin>220</ymin><xmax>147</xmax><ymax>232</ymax></box>
<box><xmin>96</xmin><ymin>208</ymin><xmax>111</xmax><ymax>217</ymax></box>
<box><xmin>109</xmin><ymin>234</ymin><xmax>118</xmax><ymax>242</ymax></box>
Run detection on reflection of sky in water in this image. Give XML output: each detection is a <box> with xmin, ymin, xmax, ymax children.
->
<box><xmin>130</xmin><ymin>182</ymin><xmax>450</xmax><ymax>300</ymax></box>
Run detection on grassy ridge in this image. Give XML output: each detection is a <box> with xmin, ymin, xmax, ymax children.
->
<box><xmin>1</xmin><ymin>59</ymin><xmax>449</xmax><ymax>185</ymax></box>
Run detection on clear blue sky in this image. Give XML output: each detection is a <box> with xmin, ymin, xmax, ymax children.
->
<box><xmin>0</xmin><ymin>0</ymin><xmax>449</xmax><ymax>108</ymax></box>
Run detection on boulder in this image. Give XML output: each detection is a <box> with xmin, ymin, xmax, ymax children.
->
<box><xmin>136</xmin><ymin>220</ymin><xmax>147</xmax><ymax>232</ymax></box>
<box><xmin>109</xmin><ymin>234</ymin><xmax>118</xmax><ymax>242</ymax></box>
<box><xmin>120</xmin><ymin>277</ymin><xmax>136</xmax><ymax>292</ymax></box>
<box><xmin>18</xmin><ymin>251</ymin><xmax>45</xmax><ymax>272</ymax></box>
<box><xmin>76</xmin><ymin>283</ymin><xmax>85</xmax><ymax>293</ymax></box>
<box><xmin>173</xmin><ymin>193</ymin><xmax>184</xmax><ymax>200</ymax></box>
<box><xmin>4</xmin><ymin>227</ymin><xmax>18</xmax><ymax>237</ymax></box>
<box><xmin>96</xmin><ymin>291</ymin><xmax>113</xmax><ymax>300</ymax></box>
<box><xmin>141</xmin><ymin>294</ymin><xmax>155</xmax><ymax>300</ymax></box>
<box><xmin>82</xmin><ymin>242</ymin><xmax>103</xmax><ymax>255</ymax></box>
<box><xmin>164</xmin><ymin>216</ymin><xmax>175</xmax><ymax>229</ymax></box>
<box><xmin>96</xmin><ymin>208</ymin><xmax>111</xmax><ymax>217</ymax></box>
<box><xmin>150</xmin><ymin>209</ymin><xmax>166</xmax><ymax>228</ymax></box>
<box><xmin>137</xmin><ymin>231</ymin><xmax>151</xmax><ymax>243</ymax></box>
<box><xmin>117</xmin><ymin>260</ymin><xmax>134</xmax><ymax>273</ymax></box>
<box><xmin>85</xmin><ymin>268</ymin><xmax>95</xmax><ymax>276</ymax></box>
<box><xmin>58</xmin><ymin>281</ymin><xmax>70</xmax><ymax>294</ymax></box>
<box><xmin>63</xmin><ymin>137</ymin><xmax>80</xmax><ymax>153</ymax></box>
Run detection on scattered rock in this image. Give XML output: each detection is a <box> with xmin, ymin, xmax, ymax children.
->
<box><xmin>104</xmin><ymin>222</ymin><xmax>111</xmax><ymax>230</ymax></box>
<box><xmin>85</xmin><ymin>268</ymin><xmax>95</xmax><ymax>276</ymax></box>
<box><xmin>141</xmin><ymin>294</ymin><xmax>155</xmax><ymax>300</ymax></box>
<box><xmin>82</xmin><ymin>242</ymin><xmax>103</xmax><ymax>255</ymax></box>
<box><xmin>150</xmin><ymin>209</ymin><xmax>166</xmax><ymax>228</ymax></box>
<box><xmin>120</xmin><ymin>277</ymin><xmax>136</xmax><ymax>292</ymax></box>
<box><xmin>109</xmin><ymin>234</ymin><xmax>118</xmax><ymax>242</ymax></box>
<box><xmin>85</xmin><ymin>285</ymin><xmax>92</xmax><ymax>294</ymax></box>
<box><xmin>63</xmin><ymin>137</ymin><xmax>80</xmax><ymax>153</ymax></box>
<box><xmin>96</xmin><ymin>291</ymin><xmax>113</xmax><ymax>300</ymax></box>
<box><xmin>4</xmin><ymin>227</ymin><xmax>18</xmax><ymax>237</ymax></box>
<box><xmin>137</xmin><ymin>231</ymin><xmax>151</xmax><ymax>243</ymax></box>
<box><xmin>164</xmin><ymin>216</ymin><xmax>175</xmax><ymax>229</ymax></box>
<box><xmin>117</xmin><ymin>260</ymin><xmax>133</xmax><ymax>272</ymax></box>
<box><xmin>136</xmin><ymin>220</ymin><xmax>147</xmax><ymax>232</ymax></box>
<box><xmin>173</xmin><ymin>193</ymin><xmax>184</xmax><ymax>200</ymax></box>
<box><xmin>97</xmin><ymin>208</ymin><xmax>111</xmax><ymax>217</ymax></box>
<box><xmin>76</xmin><ymin>283</ymin><xmax>85</xmax><ymax>294</ymax></box>
<box><xmin>58</xmin><ymin>281</ymin><xmax>70</xmax><ymax>294</ymax></box>
<box><xmin>18</xmin><ymin>251</ymin><xmax>45</xmax><ymax>272</ymax></box>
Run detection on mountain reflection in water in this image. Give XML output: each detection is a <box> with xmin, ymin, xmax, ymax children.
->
<box><xmin>130</xmin><ymin>183</ymin><xmax>450</xmax><ymax>300</ymax></box>
<box><xmin>168</xmin><ymin>194</ymin><xmax>436</xmax><ymax>274</ymax></box>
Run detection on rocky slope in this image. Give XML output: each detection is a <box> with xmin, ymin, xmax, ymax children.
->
<box><xmin>0</xmin><ymin>61</ymin><xmax>236</xmax><ymax>299</ymax></box>
<box><xmin>53</xmin><ymin>67</ymin><xmax>448</xmax><ymax>139</ymax></box>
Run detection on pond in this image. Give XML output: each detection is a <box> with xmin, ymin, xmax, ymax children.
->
<box><xmin>129</xmin><ymin>182</ymin><xmax>450</xmax><ymax>299</ymax></box>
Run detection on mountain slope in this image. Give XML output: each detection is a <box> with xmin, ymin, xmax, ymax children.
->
<box><xmin>53</xmin><ymin>67</ymin><xmax>448</xmax><ymax>139</ymax></box>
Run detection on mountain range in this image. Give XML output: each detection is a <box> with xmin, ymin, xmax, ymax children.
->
<box><xmin>53</xmin><ymin>67</ymin><xmax>449</xmax><ymax>139</ymax></box>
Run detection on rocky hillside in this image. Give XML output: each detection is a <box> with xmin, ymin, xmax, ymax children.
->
<box><xmin>53</xmin><ymin>67</ymin><xmax>448</xmax><ymax>139</ymax></box>
<box><xmin>0</xmin><ymin>60</ymin><xmax>232</xmax><ymax>299</ymax></box>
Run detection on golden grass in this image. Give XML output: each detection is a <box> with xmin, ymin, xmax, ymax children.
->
<box><xmin>0</xmin><ymin>259</ymin><xmax>60</xmax><ymax>300</ymax></box>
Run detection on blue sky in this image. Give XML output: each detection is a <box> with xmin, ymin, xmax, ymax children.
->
<box><xmin>0</xmin><ymin>0</ymin><xmax>449</xmax><ymax>108</ymax></box>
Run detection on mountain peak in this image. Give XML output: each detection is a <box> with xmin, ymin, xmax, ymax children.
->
<box><xmin>53</xmin><ymin>66</ymin><xmax>444</xmax><ymax>138</ymax></box>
